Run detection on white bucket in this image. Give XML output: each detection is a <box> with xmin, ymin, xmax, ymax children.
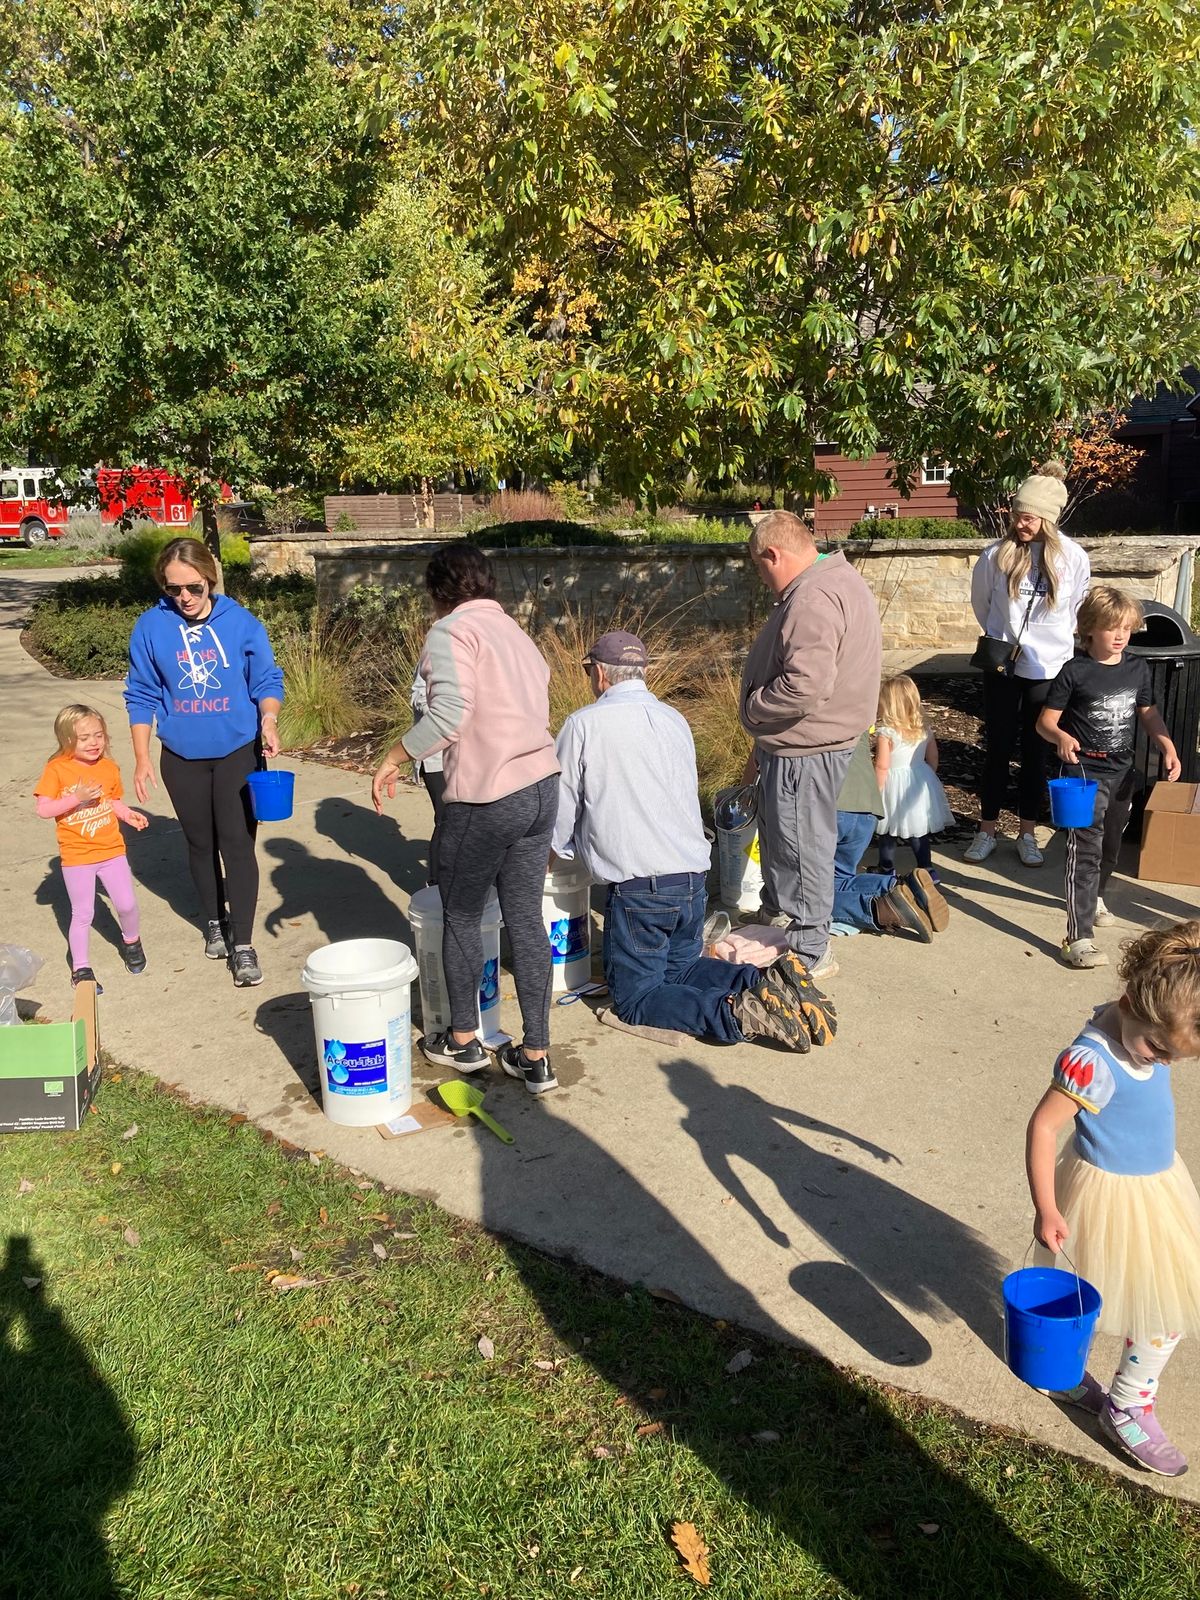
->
<box><xmin>407</xmin><ymin>886</ymin><xmax>504</xmax><ymax>1039</ymax></box>
<box><xmin>301</xmin><ymin>938</ymin><xmax>419</xmax><ymax>1128</ymax></box>
<box><xmin>544</xmin><ymin>864</ymin><xmax>592</xmax><ymax>992</ymax></box>
<box><xmin>714</xmin><ymin>786</ymin><xmax>764</xmax><ymax>912</ymax></box>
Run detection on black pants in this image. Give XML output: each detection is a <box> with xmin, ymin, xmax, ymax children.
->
<box><xmin>1064</xmin><ymin>761</ymin><xmax>1135</xmax><ymax>941</ymax></box>
<box><xmin>420</xmin><ymin>768</ymin><xmax>446</xmax><ymax>886</ymax></box>
<box><xmin>437</xmin><ymin>776</ymin><xmax>558</xmax><ymax>1049</ymax></box>
<box><xmin>160</xmin><ymin>742</ymin><xmax>259</xmax><ymax>946</ymax></box>
<box><xmin>876</xmin><ymin>834</ymin><xmax>932</xmax><ymax>873</ymax></box>
<box><xmin>979</xmin><ymin>673</ymin><xmax>1053</xmax><ymax>824</ymax></box>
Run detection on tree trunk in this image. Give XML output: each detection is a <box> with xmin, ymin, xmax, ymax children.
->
<box><xmin>201</xmin><ymin>500</ymin><xmax>221</xmax><ymax>561</ymax></box>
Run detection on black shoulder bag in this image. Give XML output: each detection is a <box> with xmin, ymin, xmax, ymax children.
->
<box><xmin>970</xmin><ymin>582</ymin><xmax>1039</xmax><ymax>675</ymax></box>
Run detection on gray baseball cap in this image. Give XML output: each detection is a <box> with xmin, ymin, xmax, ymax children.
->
<box><xmin>582</xmin><ymin>630</ymin><xmax>648</xmax><ymax>668</ymax></box>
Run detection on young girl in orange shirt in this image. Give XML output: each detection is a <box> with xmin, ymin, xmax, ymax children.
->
<box><xmin>34</xmin><ymin>705</ymin><xmax>149</xmax><ymax>985</ymax></box>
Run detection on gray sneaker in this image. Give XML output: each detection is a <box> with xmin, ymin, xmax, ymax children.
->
<box><xmin>204</xmin><ymin>920</ymin><xmax>229</xmax><ymax>960</ymax></box>
<box><xmin>230</xmin><ymin>946</ymin><xmax>263</xmax><ymax>987</ymax></box>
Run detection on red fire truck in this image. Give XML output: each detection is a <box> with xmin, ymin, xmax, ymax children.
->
<box><xmin>97</xmin><ymin>467</ymin><xmax>196</xmax><ymax>528</ymax></box>
<box><xmin>0</xmin><ymin>466</ymin><xmax>70</xmax><ymax>545</ymax></box>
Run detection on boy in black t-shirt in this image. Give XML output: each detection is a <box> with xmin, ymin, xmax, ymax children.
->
<box><xmin>1038</xmin><ymin>586</ymin><xmax>1180</xmax><ymax>968</ymax></box>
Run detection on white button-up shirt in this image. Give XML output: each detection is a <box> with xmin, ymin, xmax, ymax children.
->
<box><xmin>552</xmin><ymin>680</ymin><xmax>712</xmax><ymax>884</ymax></box>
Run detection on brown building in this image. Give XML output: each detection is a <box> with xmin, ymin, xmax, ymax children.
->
<box><xmin>811</xmin><ymin>444</ymin><xmax>966</xmax><ymax>537</ymax></box>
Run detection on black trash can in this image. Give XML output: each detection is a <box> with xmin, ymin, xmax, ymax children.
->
<box><xmin>1127</xmin><ymin>601</ymin><xmax>1200</xmax><ymax>808</ymax></box>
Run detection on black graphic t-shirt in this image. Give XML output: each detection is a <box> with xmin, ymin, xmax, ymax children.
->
<box><xmin>1045</xmin><ymin>653</ymin><xmax>1154</xmax><ymax>758</ymax></box>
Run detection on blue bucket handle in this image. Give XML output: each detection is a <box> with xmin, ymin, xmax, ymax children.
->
<box><xmin>1017</xmin><ymin>1239</ymin><xmax>1086</xmax><ymax>1318</ymax></box>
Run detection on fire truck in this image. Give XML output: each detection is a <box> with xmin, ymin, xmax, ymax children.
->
<box><xmin>0</xmin><ymin>466</ymin><xmax>69</xmax><ymax>545</ymax></box>
<box><xmin>97</xmin><ymin>467</ymin><xmax>196</xmax><ymax>528</ymax></box>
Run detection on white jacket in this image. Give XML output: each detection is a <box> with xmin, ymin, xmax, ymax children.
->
<box><xmin>970</xmin><ymin>537</ymin><xmax>1090</xmax><ymax>681</ymax></box>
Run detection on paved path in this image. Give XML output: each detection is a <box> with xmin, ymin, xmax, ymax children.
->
<box><xmin>5</xmin><ymin>568</ymin><xmax>1200</xmax><ymax>1498</ymax></box>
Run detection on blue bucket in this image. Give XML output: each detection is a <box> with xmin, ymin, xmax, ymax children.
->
<box><xmin>1047</xmin><ymin>776</ymin><xmax>1097</xmax><ymax>830</ymax></box>
<box><xmin>1003</xmin><ymin>1266</ymin><xmax>1102</xmax><ymax>1390</ymax></box>
<box><xmin>247</xmin><ymin>769</ymin><xmax>295</xmax><ymax>822</ymax></box>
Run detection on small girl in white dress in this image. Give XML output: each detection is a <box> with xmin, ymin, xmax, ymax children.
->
<box><xmin>873</xmin><ymin>675</ymin><xmax>955</xmax><ymax>879</ymax></box>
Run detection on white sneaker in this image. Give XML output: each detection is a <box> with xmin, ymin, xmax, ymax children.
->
<box><xmin>810</xmin><ymin>947</ymin><xmax>839</xmax><ymax>982</ymax></box>
<box><xmin>964</xmin><ymin>831</ymin><xmax>997</xmax><ymax>863</ymax></box>
<box><xmin>1094</xmin><ymin>898</ymin><xmax>1116</xmax><ymax>927</ymax></box>
<box><xmin>1017</xmin><ymin>832</ymin><xmax>1044</xmax><ymax>867</ymax></box>
<box><xmin>1061</xmin><ymin>938</ymin><xmax>1109</xmax><ymax>970</ymax></box>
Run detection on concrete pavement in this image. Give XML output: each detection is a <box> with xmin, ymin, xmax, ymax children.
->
<box><xmin>5</xmin><ymin>566</ymin><xmax>1200</xmax><ymax>1498</ymax></box>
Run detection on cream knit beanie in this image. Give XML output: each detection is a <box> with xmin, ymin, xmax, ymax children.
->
<box><xmin>1012</xmin><ymin>460</ymin><xmax>1069</xmax><ymax>528</ymax></box>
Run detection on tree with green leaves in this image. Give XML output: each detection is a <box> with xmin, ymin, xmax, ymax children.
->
<box><xmin>0</xmin><ymin>0</ymin><xmax>521</xmax><ymax>550</ymax></box>
<box><xmin>400</xmin><ymin>0</ymin><xmax>1200</xmax><ymax>506</ymax></box>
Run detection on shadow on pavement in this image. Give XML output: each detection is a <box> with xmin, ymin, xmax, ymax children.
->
<box><xmin>0</xmin><ymin>1236</ymin><xmax>136</xmax><ymax>1599</ymax></box>
<box><xmin>314</xmin><ymin>795</ymin><xmax>430</xmax><ymax>898</ymax></box>
<box><xmin>474</xmin><ymin>1069</ymin><xmax>1087</xmax><ymax>1599</ymax></box>
<box><xmin>262</xmin><ymin>836</ymin><xmax>415</xmax><ymax>949</ymax></box>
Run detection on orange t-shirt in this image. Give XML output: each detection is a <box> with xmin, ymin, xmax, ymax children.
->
<box><xmin>35</xmin><ymin>754</ymin><xmax>127</xmax><ymax>866</ymax></box>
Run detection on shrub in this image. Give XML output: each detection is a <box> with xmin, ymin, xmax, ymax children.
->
<box><xmin>275</xmin><ymin>624</ymin><xmax>362</xmax><ymax>749</ymax></box>
<box><xmin>848</xmin><ymin>516</ymin><xmax>979</xmax><ymax>541</ymax></box>
<box><xmin>327</xmin><ymin>583</ymin><xmax>433</xmax><ymax>743</ymax></box>
<box><xmin>220</xmin><ymin>534</ymin><xmax>251</xmax><ymax>570</ymax></box>
<box><xmin>27</xmin><ymin>596</ymin><xmax>143</xmax><ymax>677</ymax></box>
<box><xmin>535</xmin><ymin>604</ymin><xmax>709</xmax><ymax>735</ymax></box>
<box><xmin>474</xmin><ymin>519</ymin><xmax>605</xmax><ymax>548</ymax></box>
<box><xmin>688</xmin><ymin>658</ymin><xmax>753</xmax><ymax>820</ymax></box>
<box><xmin>115</xmin><ymin>525</ymin><xmax>176</xmax><ymax>598</ymax></box>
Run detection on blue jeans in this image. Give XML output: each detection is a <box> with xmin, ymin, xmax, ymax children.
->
<box><xmin>833</xmin><ymin>811</ymin><xmax>894</xmax><ymax>933</ymax></box>
<box><xmin>603</xmin><ymin>874</ymin><xmax>761</xmax><ymax>1043</ymax></box>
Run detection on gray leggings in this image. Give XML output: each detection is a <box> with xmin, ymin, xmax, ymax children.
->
<box><xmin>438</xmin><ymin>775</ymin><xmax>558</xmax><ymax>1049</ymax></box>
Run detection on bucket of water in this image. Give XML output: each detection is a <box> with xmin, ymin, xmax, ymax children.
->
<box><xmin>247</xmin><ymin>768</ymin><xmax>295</xmax><ymax>822</ymax></box>
<box><xmin>1047</xmin><ymin>776</ymin><xmax>1097</xmax><ymax>830</ymax></box>
<box><xmin>301</xmin><ymin>938</ymin><xmax>418</xmax><ymax>1127</ymax></box>
<box><xmin>407</xmin><ymin>886</ymin><xmax>504</xmax><ymax>1038</ymax></box>
<box><xmin>1002</xmin><ymin>1264</ymin><xmax>1102</xmax><ymax>1391</ymax></box>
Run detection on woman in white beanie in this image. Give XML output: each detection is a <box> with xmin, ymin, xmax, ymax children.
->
<box><xmin>967</xmin><ymin>463</ymin><xmax>1091</xmax><ymax>866</ymax></box>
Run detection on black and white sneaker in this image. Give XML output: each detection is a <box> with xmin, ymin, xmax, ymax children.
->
<box><xmin>230</xmin><ymin>946</ymin><xmax>263</xmax><ymax>987</ymax></box>
<box><xmin>204</xmin><ymin>920</ymin><xmax>229</xmax><ymax>960</ymax></box>
<box><xmin>499</xmin><ymin>1043</ymin><xmax>559</xmax><ymax>1095</ymax></box>
<box><xmin>420</xmin><ymin>1031</ymin><xmax>490</xmax><ymax>1072</ymax></box>
<box><xmin>70</xmin><ymin>966</ymin><xmax>98</xmax><ymax>987</ymax></box>
<box><xmin>121</xmin><ymin>938</ymin><xmax>147</xmax><ymax>975</ymax></box>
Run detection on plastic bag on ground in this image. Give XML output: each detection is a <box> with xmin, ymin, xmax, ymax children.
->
<box><xmin>0</xmin><ymin>946</ymin><xmax>45</xmax><ymax>1026</ymax></box>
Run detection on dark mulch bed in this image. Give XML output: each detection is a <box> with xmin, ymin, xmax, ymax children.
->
<box><xmin>300</xmin><ymin>726</ymin><xmax>388</xmax><ymax>775</ymax></box>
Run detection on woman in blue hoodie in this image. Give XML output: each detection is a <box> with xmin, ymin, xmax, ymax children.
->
<box><xmin>124</xmin><ymin>537</ymin><xmax>284</xmax><ymax>987</ymax></box>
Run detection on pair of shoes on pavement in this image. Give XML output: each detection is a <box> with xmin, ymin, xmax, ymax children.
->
<box><xmin>731</xmin><ymin>952</ymin><xmax>837</xmax><ymax>1053</ymax></box>
<box><xmin>202</xmin><ymin>921</ymin><xmax>262</xmax><ymax>986</ymax></box>
<box><xmin>69</xmin><ymin>938</ymin><xmax>147</xmax><ymax>989</ymax></box>
<box><xmin>964</xmin><ymin>830</ymin><xmax>1044</xmax><ymax>867</ymax></box>
<box><xmin>876</xmin><ymin>869</ymin><xmax>950</xmax><ymax>943</ymax></box>
<box><xmin>421</xmin><ymin>1030</ymin><xmax>558</xmax><ymax>1095</ymax></box>
<box><xmin>1044</xmin><ymin>1371</ymin><xmax>1189</xmax><ymax>1477</ymax></box>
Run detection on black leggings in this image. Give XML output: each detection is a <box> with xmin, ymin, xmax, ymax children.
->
<box><xmin>979</xmin><ymin>674</ymin><xmax>1053</xmax><ymax>824</ymax></box>
<box><xmin>421</xmin><ymin>768</ymin><xmax>447</xmax><ymax>886</ymax></box>
<box><xmin>160</xmin><ymin>742</ymin><xmax>259</xmax><ymax>945</ymax></box>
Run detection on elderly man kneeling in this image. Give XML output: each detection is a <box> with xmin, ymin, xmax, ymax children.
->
<box><xmin>552</xmin><ymin>631</ymin><xmax>836</xmax><ymax>1052</ymax></box>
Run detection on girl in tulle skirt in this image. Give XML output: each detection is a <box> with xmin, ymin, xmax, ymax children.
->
<box><xmin>872</xmin><ymin>675</ymin><xmax>955</xmax><ymax>879</ymax></box>
<box><xmin>1026</xmin><ymin>922</ymin><xmax>1200</xmax><ymax>1477</ymax></box>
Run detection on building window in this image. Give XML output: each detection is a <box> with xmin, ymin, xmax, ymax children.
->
<box><xmin>921</xmin><ymin>458</ymin><xmax>951</xmax><ymax>485</ymax></box>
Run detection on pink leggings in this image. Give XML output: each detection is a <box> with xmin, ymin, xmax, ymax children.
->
<box><xmin>62</xmin><ymin>856</ymin><xmax>140</xmax><ymax>969</ymax></box>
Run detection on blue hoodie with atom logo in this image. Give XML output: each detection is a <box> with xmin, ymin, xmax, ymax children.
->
<box><xmin>124</xmin><ymin>593</ymin><xmax>285</xmax><ymax>759</ymax></box>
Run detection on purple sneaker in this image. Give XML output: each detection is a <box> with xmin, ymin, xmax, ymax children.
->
<box><xmin>1100</xmin><ymin>1400</ymin><xmax>1189</xmax><ymax>1477</ymax></box>
<box><xmin>1043</xmin><ymin>1371</ymin><xmax>1108</xmax><ymax>1415</ymax></box>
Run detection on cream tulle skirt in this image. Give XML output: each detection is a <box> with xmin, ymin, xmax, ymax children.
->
<box><xmin>1035</xmin><ymin>1146</ymin><xmax>1200</xmax><ymax>1339</ymax></box>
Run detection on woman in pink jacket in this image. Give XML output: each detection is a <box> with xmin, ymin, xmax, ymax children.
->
<box><xmin>373</xmin><ymin>546</ymin><xmax>561</xmax><ymax>1094</ymax></box>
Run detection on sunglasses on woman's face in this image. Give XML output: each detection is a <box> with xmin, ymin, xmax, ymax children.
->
<box><xmin>163</xmin><ymin>582</ymin><xmax>207</xmax><ymax>598</ymax></box>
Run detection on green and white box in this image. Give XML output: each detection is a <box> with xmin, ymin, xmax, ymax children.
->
<box><xmin>0</xmin><ymin>981</ymin><xmax>100</xmax><ymax>1133</ymax></box>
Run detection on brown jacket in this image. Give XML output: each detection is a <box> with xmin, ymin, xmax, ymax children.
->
<box><xmin>739</xmin><ymin>552</ymin><xmax>882</xmax><ymax>757</ymax></box>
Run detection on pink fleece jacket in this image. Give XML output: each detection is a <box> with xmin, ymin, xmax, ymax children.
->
<box><xmin>401</xmin><ymin>599</ymin><xmax>560</xmax><ymax>803</ymax></box>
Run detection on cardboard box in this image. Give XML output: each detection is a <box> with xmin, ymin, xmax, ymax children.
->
<box><xmin>1138</xmin><ymin>782</ymin><xmax>1200</xmax><ymax>887</ymax></box>
<box><xmin>0</xmin><ymin>982</ymin><xmax>100</xmax><ymax>1133</ymax></box>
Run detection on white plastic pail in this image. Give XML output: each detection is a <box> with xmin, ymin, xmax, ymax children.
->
<box><xmin>301</xmin><ymin>938</ymin><xmax>419</xmax><ymax>1127</ymax></box>
<box><xmin>714</xmin><ymin>786</ymin><xmax>764</xmax><ymax>912</ymax></box>
<box><xmin>544</xmin><ymin>865</ymin><xmax>592</xmax><ymax>992</ymax></box>
<box><xmin>407</xmin><ymin>886</ymin><xmax>504</xmax><ymax>1038</ymax></box>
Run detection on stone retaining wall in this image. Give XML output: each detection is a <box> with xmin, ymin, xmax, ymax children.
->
<box><xmin>310</xmin><ymin>536</ymin><xmax>1200</xmax><ymax>648</ymax></box>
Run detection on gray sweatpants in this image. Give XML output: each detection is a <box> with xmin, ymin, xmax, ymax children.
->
<box><xmin>757</xmin><ymin>748</ymin><xmax>854</xmax><ymax>964</ymax></box>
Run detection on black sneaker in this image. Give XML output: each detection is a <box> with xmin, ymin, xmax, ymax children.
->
<box><xmin>204</xmin><ymin>920</ymin><xmax>229</xmax><ymax>960</ymax></box>
<box><xmin>420</xmin><ymin>1030</ymin><xmax>490</xmax><ymax>1072</ymax></box>
<box><xmin>229</xmin><ymin>946</ymin><xmax>263</xmax><ymax>987</ymax></box>
<box><xmin>499</xmin><ymin>1043</ymin><xmax>559</xmax><ymax>1095</ymax></box>
<box><xmin>769</xmin><ymin>951</ymin><xmax>838</xmax><ymax>1046</ymax></box>
<box><xmin>70</xmin><ymin>966</ymin><xmax>98</xmax><ymax>987</ymax></box>
<box><xmin>731</xmin><ymin>975</ymin><xmax>809</xmax><ymax>1052</ymax></box>
<box><xmin>121</xmin><ymin>938</ymin><xmax>147</xmax><ymax>975</ymax></box>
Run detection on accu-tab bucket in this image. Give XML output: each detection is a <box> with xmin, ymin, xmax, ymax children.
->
<box><xmin>407</xmin><ymin>887</ymin><xmax>503</xmax><ymax>1038</ymax></box>
<box><xmin>301</xmin><ymin>938</ymin><xmax>418</xmax><ymax>1127</ymax></box>
<box><xmin>543</xmin><ymin>864</ymin><xmax>592</xmax><ymax>992</ymax></box>
<box><xmin>1002</xmin><ymin>1265</ymin><xmax>1102</xmax><ymax>1391</ymax></box>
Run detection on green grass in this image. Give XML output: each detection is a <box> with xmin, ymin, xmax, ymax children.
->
<box><xmin>0</xmin><ymin>543</ymin><xmax>109</xmax><ymax>569</ymax></box>
<box><xmin>3</xmin><ymin>1069</ymin><xmax>1198</xmax><ymax>1599</ymax></box>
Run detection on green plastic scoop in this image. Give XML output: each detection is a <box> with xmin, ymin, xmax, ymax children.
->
<box><xmin>437</xmin><ymin>1080</ymin><xmax>514</xmax><ymax>1144</ymax></box>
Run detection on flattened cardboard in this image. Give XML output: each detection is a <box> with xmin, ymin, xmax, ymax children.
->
<box><xmin>0</xmin><ymin>981</ymin><xmax>100</xmax><ymax>1133</ymax></box>
<box><xmin>376</xmin><ymin>1099</ymin><xmax>457</xmax><ymax>1139</ymax></box>
<box><xmin>1138</xmin><ymin>782</ymin><xmax>1200</xmax><ymax>887</ymax></box>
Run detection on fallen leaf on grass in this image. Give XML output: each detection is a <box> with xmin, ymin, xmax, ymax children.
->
<box><xmin>109</xmin><ymin>1073</ymin><xmax>122</xmax><ymax>1084</ymax></box>
<box><xmin>266</xmin><ymin>1201</ymin><xmax>282</xmax><ymax>1218</ymax></box>
<box><xmin>306</xmin><ymin>1316</ymin><xmax>334</xmax><ymax>1329</ymax></box>
<box><xmin>635</xmin><ymin>1421</ymin><xmax>664</xmax><ymax>1438</ymax></box>
<box><xmin>319</xmin><ymin>1206</ymin><xmax>329</xmax><ymax>1224</ymax></box>
<box><xmin>367</xmin><ymin>1212</ymin><xmax>391</xmax><ymax>1223</ymax></box>
<box><xmin>226</xmin><ymin>1262</ymin><xmax>258</xmax><ymax>1273</ymax></box>
<box><xmin>725</xmin><ymin>1349</ymin><xmax>753</xmax><ymax>1374</ymax></box>
<box><xmin>228</xmin><ymin>1113</ymin><xmax>247</xmax><ymax>1126</ymax></box>
<box><xmin>123</xmin><ymin>1227</ymin><xmax>141</xmax><ymax>1248</ymax></box>
<box><xmin>21</xmin><ymin>1276</ymin><xmax>42</xmax><ymax>1290</ymax></box>
<box><xmin>591</xmin><ymin>1446</ymin><xmax>611</xmax><ymax>1459</ymax></box>
<box><xmin>669</xmin><ymin>1523</ymin><xmax>711</xmax><ymax>1586</ymax></box>
<box><xmin>393</xmin><ymin>1231</ymin><xmax>417</xmax><ymax>1240</ymax></box>
<box><xmin>372</xmin><ymin>1243</ymin><xmax>387</xmax><ymax>1260</ymax></box>
<box><xmin>477</xmin><ymin>1335</ymin><xmax>495</xmax><ymax>1360</ymax></box>
<box><xmin>121</xmin><ymin>1124</ymin><xmax>139</xmax><ymax>1140</ymax></box>
<box><xmin>267</xmin><ymin>1273</ymin><xmax>320</xmax><ymax>1292</ymax></box>
<box><xmin>17</xmin><ymin>1178</ymin><xmax>34</xmax><ymax>1195</ymax></box>
<box><xmin>110</xmin><ymin>1162</ymin><xmax>122</xmax><ymax>1176</ymax></box>
<box><xmin>751</xmin><ymin>1430</ymin><xmax>780</xmax><ymax>1444</ymax></box>
<box><xmin>308</xmin><ymin>1152</ymin><xmax>322</xmax><ymax>1166</ymax></box>
<box><xmin>647</xmin><ymin>1285</ymin><xmax>683</xmax><ymax>1304</ymax></box>
<box><xmin>289</xmin><ymin>1247</ymin><xmax>305</xmax><ymax>1263</ymax></box>
<box><xmin>646</xmin><ymin>1387</ymin><xmax>667</xmax><ymax>1401</ymax></box>
<box><xmin>569</xmin><ymin>1567</ymin><xmax>583</xmax><ymax>1582</ymax></box>
<box><xmin>919</xmin><ymin>1522</ymin><xmax>940</xmax><ymax>1536</ymax></box>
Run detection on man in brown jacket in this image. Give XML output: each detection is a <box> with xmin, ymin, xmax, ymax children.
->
<box><xmin>740</xmin><ymin>511</ymin><xmax>883</xmax><ymax>973</ymax></box>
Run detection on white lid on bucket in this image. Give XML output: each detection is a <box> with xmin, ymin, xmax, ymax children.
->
<box><xmin>301</xmin><ymin>937</ymin><xmax>418</xmax><ymax>997</ymax></box>
<box><xmin>408</xmin><ymin>886</ymin><xmax>502</xmax><ymax>931</ymax></box>
<box><xmin>545</xmin><ymin>863</ymin><xmax>592</xmax><ymax>892</ymax></box>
